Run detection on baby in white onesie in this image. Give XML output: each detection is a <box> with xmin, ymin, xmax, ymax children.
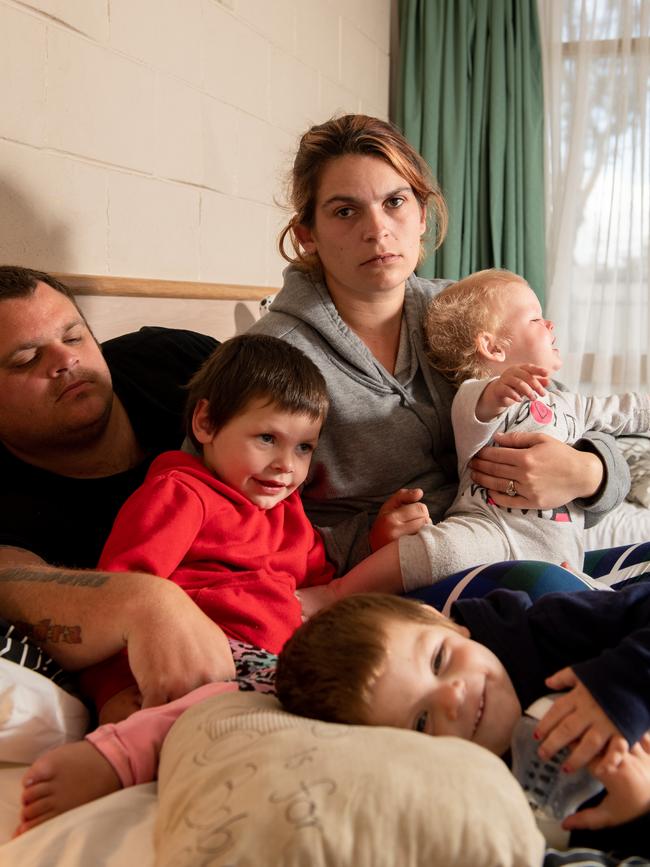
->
<box><xmin>396</xmin><ymin>268</ymin><xmax>650</xmax><ymax>589</ymax></box>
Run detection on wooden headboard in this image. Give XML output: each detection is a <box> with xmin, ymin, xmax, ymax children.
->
<box><xmin>55</xmin><ymin>274</ymin><xmax>280</xmax><ymax>344</ymax></box>
<box><xmin>53</xmin><ymin>273</ymin><xmax>273</xmax><ymax>301</ymax></box>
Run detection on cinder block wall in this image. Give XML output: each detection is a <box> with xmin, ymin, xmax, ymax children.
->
<box><xmin>0</xmin><ymin>0</ymin><xmax>391</xmax><ymax>292</ymax></box>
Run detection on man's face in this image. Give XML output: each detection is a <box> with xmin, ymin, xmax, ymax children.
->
<box><xmin>367</xmin><ymin>617</ymin><xmax>522</xmax><ymax>757</ymax></box>
<box><xmin>0</xmin><ymin>282</ymin><xmax>114</xmax><ymax>457</ymax></box>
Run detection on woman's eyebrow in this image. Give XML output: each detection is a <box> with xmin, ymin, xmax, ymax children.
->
<box><xmin>319</xmin><ymin>186</ymin><xmax>412</xmax><ymax>208</ymax></box>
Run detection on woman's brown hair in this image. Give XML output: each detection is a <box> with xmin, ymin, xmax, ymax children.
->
<box><xmin>279</xmin><ymin>114</ymin><xmax>448</xmax><ymax>272</ymax></box>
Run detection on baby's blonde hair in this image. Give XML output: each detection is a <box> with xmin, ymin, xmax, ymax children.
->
<box><xmin>425</xmin><ymin>268</ymin><xmax>526</xmax><ymax>386</ymax></box>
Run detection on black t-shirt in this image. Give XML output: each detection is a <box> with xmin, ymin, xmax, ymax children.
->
<box><xmin>0</xmin><ymin>327</ymin><xmax>217</xmax><ymax>569</ymax></box>
<box><xmin>453</xmin><ymin>582</ymin><xmax>650</xmax><ymax>743</ymax></box>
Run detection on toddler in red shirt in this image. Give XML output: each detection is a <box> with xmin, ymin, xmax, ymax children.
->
<box><xmin>79</xmin><ymin>333</ymin><xmax>336</xmax><ymax>721</ymax></box>
<box><xmin>17</xmin><ymin>333</ymin><xmax>413</xmax><ymax>834</ymax></box>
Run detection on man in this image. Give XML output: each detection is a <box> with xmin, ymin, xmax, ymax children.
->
<box><xmin>0</xmin><ymin>267</ymin><xmax>235</xmax><ymax>716</ymax></box>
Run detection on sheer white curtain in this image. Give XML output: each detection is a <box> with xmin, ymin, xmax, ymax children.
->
<box><xmin>538</xmin><ymin>0</ymin><xmax>650</xmax><ymax>394</ymax></box>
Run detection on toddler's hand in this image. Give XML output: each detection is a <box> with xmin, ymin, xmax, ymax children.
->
<box><xmin>534</xmin><ymin>667</ymin><xmax>625</xmax><ymax>772</ymax></box>
<box><xmin>295</xmin><ymin>583</ymin><xmax>338</xmax><ymax>621</ymax></box>
<box><xmin>99</xmin><ymin>684</ymin><xmax>143</xmax><ymax>725</ymax></box>
<box><xmin>563</xmin><ymin>732</ymin><xmax>650</xmax><ymax>831</ymax></box>
<box><xmin>370</xmin><ymin>488</ymin><xmax>430</xmax><ymax>551</ymax></box>
<box><xmin>476</xmin><ymin>364</ymin><xmax>550</xmax><ymax>421</ymax></box>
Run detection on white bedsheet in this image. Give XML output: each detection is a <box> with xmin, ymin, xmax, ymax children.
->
<box><xmin>0</xmin><ymin>764</ymin><xmax>156</xmax><ymax>866</ymax></box>
<box><xmin>585</xmin><ymin>500</ymin><xmax>650</xmax><ymax>551</ymax></box>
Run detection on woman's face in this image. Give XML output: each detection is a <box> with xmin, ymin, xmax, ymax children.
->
<box><xmin>295</xmin><ymin>154</ymin><xmax>426</xmax><ymax>303</ymax></box>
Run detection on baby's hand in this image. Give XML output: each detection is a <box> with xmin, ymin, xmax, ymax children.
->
<box><xmin>563</xmin><ymin>732</ymin><xmax>650</xmax><ymax>831</ymax></box>
<box><xmin>369</xmin><ymin>488</ymin><xmax>430</xmax><ymax>551</ymax></box>
<box><xmin>476</xmin><ymin>364</ymin><xmax>550</xmax><ymax>422</ymax></box>
<box><xmin>295</xmin><ymin>582</ymin><xmax>339</xmax><ymax>621</ymax></box>
<box><xmin>534</xmin><ymin>667</ymin><xmax>625</xmax><ymax>772</ymax></box>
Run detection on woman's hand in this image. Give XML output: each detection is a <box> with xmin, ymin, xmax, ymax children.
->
<box><xmin>369</xmin><ymin>488</ymin><xmax>430</xmax><ymax>551</ymax></box>
<box><xmin>534</xmin><ymin>667</ymin><xmax>625</xmax><ymax>772</ymax></box>
<box><xmin>563</xmin><ymin>733</ymin><xmax>650</xmax><ymax>831</ymax></box>
<box><xmin>469</xmin><ymin>432</ymin><xmax>603</xmax><ymax>509</ymax></box>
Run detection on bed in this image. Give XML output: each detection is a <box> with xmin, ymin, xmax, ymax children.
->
<box><xmin>3</xmin><ymin>274</ymin><xmax>650</xmax><ymax>866</ymax></box>
<box><xmin>0</xmin><ymin>669</ymin><xmax>544</xmax><ymax>867</ymax></box>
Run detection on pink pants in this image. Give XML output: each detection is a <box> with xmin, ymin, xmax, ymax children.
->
<box><xmin>86</xmin><ymin>681</ymin><xmax>238</xmax><ymax>787</ymax></box>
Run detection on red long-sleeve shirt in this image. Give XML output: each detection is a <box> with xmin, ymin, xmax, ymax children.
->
<box><xmin>82</xmin><ymin>450</ymin><xmax>335</xmax><ymax>708</ymax></box>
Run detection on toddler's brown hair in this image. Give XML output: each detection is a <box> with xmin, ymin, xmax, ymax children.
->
<box><xmin>276</xmin><ymin>594</ymin><xmax>463</xmax><ymax>725</ymax></box>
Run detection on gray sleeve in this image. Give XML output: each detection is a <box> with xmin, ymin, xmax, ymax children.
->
<box><xmin>316</xmin><ymin>514</ymin><xmax>373</xmax><ymax>574</ymax></box>
<box><xmin>551</xmin><ymin>382</ymin><xmax>632</xmax><ymax>526</ymax></box>
<box><xmin>451</xmin><ymin>379</ymin><xmax>503</xmax><ymax>473</ymax></box>
<box><xmin>579</xmin><ymin>391</ymin><xmax>650</xmax><ymax>436</ymax></box>
<box><xmin>574</xmin><ymin>432</ymin><xmax>631</xmax><ymax>527</ymax></box>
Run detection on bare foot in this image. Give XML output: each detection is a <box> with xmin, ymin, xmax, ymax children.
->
<box><xmin>17</xmin><ymin>740</ymin><xmax>121</xmax><ymax>835</ymax></box>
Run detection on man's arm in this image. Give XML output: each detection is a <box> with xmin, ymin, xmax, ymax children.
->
<box><xmin>0</xmin><ymin>548</ymin><xmax>235</xmax><ymax>707</ymax></box>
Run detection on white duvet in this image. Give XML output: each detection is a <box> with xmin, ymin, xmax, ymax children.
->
<box><xmin>0</xmin><ymin>766</ymin><xmax>156</xmax><ymax>867</ymax></box>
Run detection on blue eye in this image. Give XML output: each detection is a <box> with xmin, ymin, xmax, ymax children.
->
<box><xmin>414</xmin><ymin>710</ymin><xmax>428</xmax><ymax>733</ymax></box>
<box><xmin>297</xmin><ymin>443</ymin><xmax>314</xmax><ymax>454</ymax></box>
<box><xmin>259</xmin><ymin>433</ymin><xmax>274</xmax><ymax>444</ymax></box>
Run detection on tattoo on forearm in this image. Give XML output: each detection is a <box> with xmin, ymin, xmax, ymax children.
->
<box><xmin>14</xmin><ymin>618</ymin><xmax>82</xmax><ymax>645</ymax></box>
<box><xmin>0</xmin><ymin>567</ymin><xmax>109</xmax><ymax>588</ymax></box>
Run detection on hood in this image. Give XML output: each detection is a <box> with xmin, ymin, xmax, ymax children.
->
<box><xmin>267</xmin><ymin>265</ymin><xmax>450</xmax><ymax>386</ymax></box>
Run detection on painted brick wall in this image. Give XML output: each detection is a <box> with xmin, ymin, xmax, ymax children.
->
<box><xmin>0</xmin><ymin>0</ymin><xmax>391</xmax><ymax>292</ymax></box>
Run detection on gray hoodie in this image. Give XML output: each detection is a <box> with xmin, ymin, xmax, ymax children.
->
<box><xmin>249</xmin><ymin>266</ymin><xmax>628</xmax><ymax>571</ymax></box>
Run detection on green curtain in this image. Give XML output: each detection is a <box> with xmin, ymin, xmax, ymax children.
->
<box><xmin>395</xmin><ymin>0</ymin><xmax>546</xmax><ymax>303</ymax></box>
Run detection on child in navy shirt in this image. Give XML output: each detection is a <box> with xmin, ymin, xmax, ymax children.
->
<box><xmin>277</xmin><ymin>584</ymin><xmax>650</xmax><ymax>858</ymax></box>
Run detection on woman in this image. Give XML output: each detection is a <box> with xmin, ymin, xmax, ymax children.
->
<box><xmin>250</xmin><ymin>114</ymin><xmax>626</xmax><ymax>576</ymax></box>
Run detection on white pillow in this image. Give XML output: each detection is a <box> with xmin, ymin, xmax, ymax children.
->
<box><xmin>156</xmin><ymin>691</ymin><xmax>544</xmax><ymax>867</ymax></box>
<box><xmin>0</xmin><ymin>660</ymin><xmax>88</xmax><ymax>764</ymax></box>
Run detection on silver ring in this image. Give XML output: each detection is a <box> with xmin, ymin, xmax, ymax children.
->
<box><xmin>505</xmin><ymin>479</ymin><xmax>517</xmax><ymax>497</ymax></box>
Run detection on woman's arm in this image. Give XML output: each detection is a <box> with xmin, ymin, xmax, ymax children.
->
<box><xmin>468</xmin><ymin>431</ymin><xmax>624</xmax><ymax>515</ymax></box>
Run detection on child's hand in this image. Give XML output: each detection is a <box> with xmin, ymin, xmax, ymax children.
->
<box><xmin>295</xmin><ymin>583</ymin><xmax>338</xmax><ymax>621</ymax></box>
<box><xmin>98</xmin><ymin>684</ymin><xmax>143</xmax><ymax>725</ymax></box>
<box><xmin>563</xmin><ymin>733</ymin><xmax>650</xmax><ymax>831</ymax></box>
<box><xmin>534</xmin><ymin>667</ymin><xmax>626</xmax><ymax>772</ymax></box>
<box><xmin>369</xmin><ymin>488</ymin><xmax>430</xmax><ymax>551</ymax></box>
<box><xmin>476</xmin><ymin>364</ymin><xmax>550</xmax><ymax>422</ymax></box>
